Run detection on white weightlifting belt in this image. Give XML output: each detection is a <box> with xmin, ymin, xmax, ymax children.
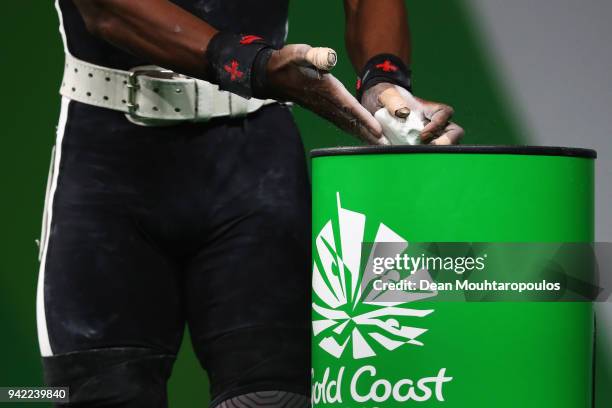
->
<box><xmin>60</xmin><ymin>54</ymin><xmax>278</xmax><ymax>125</ymax></box>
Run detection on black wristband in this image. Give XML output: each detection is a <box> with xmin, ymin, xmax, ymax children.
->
<box><xmin>356</xmin><ymin>54</ymin><xmax>412</xmax><ymax>101</ymax></box>
<box><xmin>251</xmin><ymin>48</ymin><xmax>274</xmax><ymax>99</ymax></box>
<box><xmin>205</xmin><ymin>32</ymin><xmax>273</xmax><ymax>99</ymax></box>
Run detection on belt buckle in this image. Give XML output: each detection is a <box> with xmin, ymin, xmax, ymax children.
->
<box><xmin>126</xmin><ymin>67</ymin><xmax>176</xmax><ymax>116</ymax></box>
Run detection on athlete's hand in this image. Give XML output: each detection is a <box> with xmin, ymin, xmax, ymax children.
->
<box><xmin>263</xmin><ymin>44</ymin><xmax>383</xmax><ymax>145</ymax></box>
<box><xmin>361</xmin><ymin>83</ymin><xmax>464</xmax><ymax>145</ymax></box>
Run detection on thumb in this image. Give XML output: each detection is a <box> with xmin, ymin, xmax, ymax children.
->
<box><xmin>378</xmin><ymin>86</ymin><xmax>410</xmax><ymax>118</ymax></box>
<box><xmin>286</xmin><ymin>44</ymin><xmax>337</xmax><ymax>71</ymax></box>
<box><xmin>305</xmin><ymin>47</ymin><xmax>337</xmax><ymax>71</ymax></box>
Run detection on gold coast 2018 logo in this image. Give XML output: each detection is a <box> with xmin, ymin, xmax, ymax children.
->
<box><xmin>311</xmin><ymin>194</ymin><xmax>453</xmax><ymax>406</ymax></box>
<box><xmin>312</xmin><ymin>193</ymin><xmax>437</xmax><ymax>359</ymax></box>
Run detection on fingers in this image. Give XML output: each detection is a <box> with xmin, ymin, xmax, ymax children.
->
<box><xmin>430</xmin><ymin>122</ymin><xmax>464</xmax><ymax>145</ymax></box>
<box><xmin>420</xmin><ymin>105</ymin><xmax>454</xmax><ymax>142</ymax></box>
<box><xmin>305</xmin><ymin>47</ymin><xmax>337</xmax><ymax>71</ymax></box>
<box><xmin>269</xmin><ymin>44</ymin><xmax>382</xmax><ymax>143</ymax></box>
<box><xmin>320</xmin><ymin>75</ymin><xmax>383</xmax><ymax>144</ymax></box>
<box><xmin>378</xmin><ymin>87</ymin><xmax>410</xmax><ymax>118</ymax></box>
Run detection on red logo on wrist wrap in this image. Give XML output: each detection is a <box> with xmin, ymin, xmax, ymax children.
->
<box><xmin>356</xmin><ymin>78</ymin><xmax>362</xmax><ymax>90</ymax></box>
<box><xmin>375</xmin><ymin>60</ymin><xmax>398</xmax><ymax>72</ymax></box>
<box><xmin>240</xmin><ymin>35</ymin><xmax>263</xmax><ymax>44</ymax></box>
<box><xmin>224</xmin><ymin>60</ymin><xmax>244</xmax><ymax>81</ymax></box>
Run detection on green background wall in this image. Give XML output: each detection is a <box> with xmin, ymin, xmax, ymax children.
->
<box><xmin>0</xmin><ymin>1</ymin><xmax>559</xmax><ymax>407</ymax></box>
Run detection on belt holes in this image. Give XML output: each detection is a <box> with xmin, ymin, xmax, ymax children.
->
<box><xmin>71</xmin><ymin>87</ymin><xmax>76</xmax><ymax>92</ymax></box>
<box><xmin>121</xmin><ymin>99</ymin><xmax>126</xmax><ymax>104</ymax></box>
<box><xmin>74</xmin><ymin>68</ymin><xmax>78</xmax><ymax>73</ymax></box>
<box><xmin>86</xmin><ymin>92</ymin><xmax>91</xmax><ymax>97</ymax></box>
<box><xmin>153</xmin><ymin>106</ymin><xmax>159</xmax><ymax>111</ymax></box>
<box><xmin>105</xmin><ymin>77</ymin><xmax>111</xmax><ymax>82</ymax></box>
<box><xmin>174</xmin><ymin>107</ymin><xmax>181</xmax><ymax>113</ymax></box>
<box><xmin>88</xmin><ymin>73</ymin><xmax>93</xmax><ymax>78</ymax></box>
<box><xmin>103</xmin><ymin>96</ymin><xmax>109</xmax><ymax>101</ymax></box>
<box><xmin>153</xmin><ymin>88</ymin><xmax>159</xmax><ymax>93</ymax></box>
<box><xmin>123</xmin><ymin>80</ymin><xmax>127</xmax><ymax>85</ymax></box>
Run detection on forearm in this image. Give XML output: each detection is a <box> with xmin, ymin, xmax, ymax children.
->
<box><xmin>73</xmin><ymin>0</ymin><xmax>217</xmax><ymax>78</ymax></box>
<box><xmin>344</xmin><ymin>0</ymin><xmax>411</xmax><ymax>70</ymax></box>
<box><xmin>71</xmin><ymin>0</ymin><xmax>385</xmax><ymax>143</ymax></box>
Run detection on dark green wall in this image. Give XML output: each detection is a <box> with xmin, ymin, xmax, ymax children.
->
<box><xmin>0</xmin><ymin>1</ymin><xmax>523</xmax><ymax>407</ymax></box>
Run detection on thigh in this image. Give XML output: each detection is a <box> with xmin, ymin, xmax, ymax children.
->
<box><xmin>37</xmin><ymin>100</ymin><xmax>184</xmax><ymax>357</ymax></box>
<box><xmin>185</xmin><ymin>105</ymin><xmax>311</xmax><ymax>403</ymax></box>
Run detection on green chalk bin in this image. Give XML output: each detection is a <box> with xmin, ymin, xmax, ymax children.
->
<box><xmin>311</xmin><ymin>146</ymin><xmax>596</xmax><ymax>408</ymax></box>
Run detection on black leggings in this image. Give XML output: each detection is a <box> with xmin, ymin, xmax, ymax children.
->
<box><xmin>38</xmin><ymin>101</ymin><xmax>311</xmax><ymax>406</ymax></box>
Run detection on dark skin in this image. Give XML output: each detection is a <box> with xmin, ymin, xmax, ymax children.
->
<box><xmin>73</xmin><ymin>0</ymin><xmax>461</xmax><ymax>144</ymax></box>
<box><xmin>344</xmin><ymin>0</ymin><xmax>411</xmax><ymax>67</ymax></box>
<box><xmin>73</xmin><ymin>0</ymin><xmax>217</xmax><ymax>78</ymax></box>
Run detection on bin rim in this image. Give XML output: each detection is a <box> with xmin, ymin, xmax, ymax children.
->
<box><xmin>310</xmin><ymin>145</ymin><xmax>596</xmax><ymax>159</ymax></box>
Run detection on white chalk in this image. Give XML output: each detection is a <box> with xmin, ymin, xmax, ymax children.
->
<box><xmin>374</xmin><ymin>108</ymin><xmax>425</xmax><ymax>145</ymax></box>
